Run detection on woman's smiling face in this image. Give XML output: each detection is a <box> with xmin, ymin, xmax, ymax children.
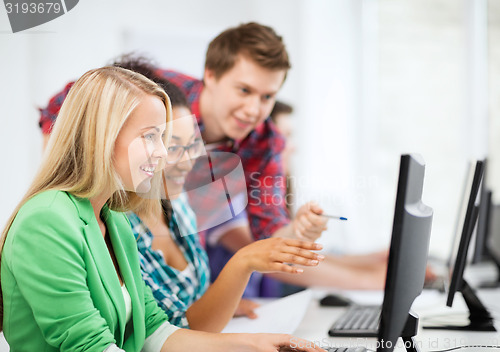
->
<box><xmin>163</xmin><ymin>107</ymin><xmax>202</xmax><ymax>200</ymax></box>
<box><xmin>114</xmin><ymin>94</ymin><xmax>168</xmax><ymax>193</ymax></box>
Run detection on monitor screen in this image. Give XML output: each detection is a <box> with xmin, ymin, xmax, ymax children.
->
<box><xmin>472</xmin><ymin>158</ymin><xmax>492</xmax><ymax>264</ymax></box>
<box><xmin>425</xmin><ymin>160</ymin><xmax>495</xmax><ymax>331</ymax></box>
<box><xmin>377</xmin><ymin>154</ymin><xmax>433</xmax><ymax>352</ymax></box>
<box><xmin>447</xmin><ymin>162</ymin><xmax>478</xmax><ymax>269</ymax></box>
<box><xmin>446</xmin><ymin>161</ymin><xmax>484</xmax><ymax>307</ymax></box>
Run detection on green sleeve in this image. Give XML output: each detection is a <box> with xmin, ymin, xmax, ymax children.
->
<box><xmin>6</xmin><ymin>206</ymin><xmax>115</xmax><ymax>351</ymax></box>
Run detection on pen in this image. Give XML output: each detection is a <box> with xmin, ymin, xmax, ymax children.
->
<box><xmin>321</xmin><ymin>214</ymin><xmax>348</xmax><ymax>221</ymax></box>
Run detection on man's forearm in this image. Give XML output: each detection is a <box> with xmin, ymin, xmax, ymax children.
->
<box><xmin>271</xmin><ymin>223</ymin><xmax>294</xmax><ymax>239</ymax></box>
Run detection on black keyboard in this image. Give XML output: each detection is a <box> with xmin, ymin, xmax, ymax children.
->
<box><xmin>328</xmin><ymin>305</ymin><xmax>381</xmax><ymax>337</ymax></box>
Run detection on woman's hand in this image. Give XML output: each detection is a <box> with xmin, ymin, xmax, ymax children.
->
<box><xmin>246</xmin><ymin>333</ymin><xmax>327</xmax><ymax>352</ymax></box>
<box><xmin>163</xmin><ymin>330</ymin><xmax>328</xmax><ymax>352</ymax></box>
<box><xmin>232</xmin><ymin>237</ymin><xmax>324</xmax><ymax>275</ymax></box>
<box><xmin>186</xmin><ymin>238</ymin><xmax>321</xmax><ymax>332</ymax></box>
<box><xmin>234</xmin><ymin>299</ymin><xmax>260</xmax><ymax>319</ymax></box>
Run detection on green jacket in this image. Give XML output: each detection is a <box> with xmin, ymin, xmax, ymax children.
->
<box><xmin>2</xmin><ymin>190</ymin><xmax>169</xmax><ymax>351</ymax></box>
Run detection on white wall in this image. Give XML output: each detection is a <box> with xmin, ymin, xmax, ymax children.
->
<box><xmin>0</xmin><ymin>0</ymin><xmax>498</xmax><ymax>259</ymax></box>
<box><xmin>375</xmin><ymin>0</ymin><xmax>481</xmax><ymax>258</ymax></box>
<box><xmin>489</xmin><ymin>0</ymin><xmax>500</xmax><ymax>204</ymax></box>
<box><xmin>290</xmin><ymin>0</ymin><xmax>498</xmax><ymax>259</ymax></box>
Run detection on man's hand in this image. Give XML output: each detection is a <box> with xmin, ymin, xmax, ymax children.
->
<box><xmin>292</xmin><ymin>202</ymin><xmax>328</xmax><ymax>242</ymax></box>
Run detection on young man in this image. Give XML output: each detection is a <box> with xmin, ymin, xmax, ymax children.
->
<box><xmin>40</xmin><ymin>22</ymin><xmax>328</xmax><ymax>246</ymax></box>
<box><xmin>158</xmin><ymin>23</ymin><xmax>328</xmax><ymax>245</ymax></box>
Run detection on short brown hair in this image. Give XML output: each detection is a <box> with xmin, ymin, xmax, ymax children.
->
<box><xmin>205</xmin><ymin>22</ymin><xmax>291</xmax><ymax>79</ymax></box>
<box><xmin>270</xmin><ymin>101</ymin><xmax>293</xmax><ymax>122</ymax></box>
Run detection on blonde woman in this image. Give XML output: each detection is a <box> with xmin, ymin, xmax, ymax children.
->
<box><xmin>0</xmin><ymin>67</ymin><xmax>325</xmax><ymax>352</ymax></box>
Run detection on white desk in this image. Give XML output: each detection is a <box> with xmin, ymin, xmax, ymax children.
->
<box><xmin>0</xmin><ymin>287</ymin><xmax>498</xmax><ymax>352</ymax></box>
<box><xmin>294</xmin><ymin>288</ymin><xmax>500</xmax><ymax>351</ymax></box>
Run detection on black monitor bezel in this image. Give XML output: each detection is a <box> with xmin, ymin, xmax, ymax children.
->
<box><xmin>447</xmin><ymin>161</ymin><xmax>484</xmax><ymax>307</ymax></box>
<box><xmin>472</xmin><ymin>159</ymin><xmax>492</xmax><ymax>264</ymax></box>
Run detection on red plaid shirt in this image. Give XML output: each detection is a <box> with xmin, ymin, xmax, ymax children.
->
<box><xmin>38</xmin><ymin>71</ymin><xmax>290</xmax><ymax>240</ymax></box>
<box><xmin>39</xmin><ymin>82</ymin><xmax>74</xmax><ymax>134</ymax></box>
<box><xmin>157</xmin><ymin>70</ymin><xmax>290</xmax><ymax>240</ymax></box>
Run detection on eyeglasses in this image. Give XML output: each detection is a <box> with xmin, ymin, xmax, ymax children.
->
<box><xmin>166</xmin><ymin>139</ymin><xmax>204</xmax><ymax>164</ymax></box>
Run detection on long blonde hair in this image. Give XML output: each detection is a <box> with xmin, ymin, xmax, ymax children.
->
<box><xmin>0</xmin><ymin>66</ymin><xmax>172</xmax><ymax>329</ymax></box>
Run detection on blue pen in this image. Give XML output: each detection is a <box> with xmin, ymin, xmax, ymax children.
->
<box><xmin>321</xmin><ymin>214</ymin><xmax>348</xmax><ymax>221</ymax></box>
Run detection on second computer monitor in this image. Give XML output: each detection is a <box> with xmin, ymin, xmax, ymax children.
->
<box><xmin>445</xmin><ymin>160</ymin><xmax>495</xmax><ymax>331</ymax></box>
<box><xmin>378</xmin><ymin>154</ymin><xmax>433</xmax><ymax>352</ymax></box>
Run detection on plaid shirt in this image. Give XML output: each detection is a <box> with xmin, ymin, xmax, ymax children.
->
<box><xmin>38</xmin><ymin>70</ymin><xmax>291</xmax><ymax>240</ymax></box>
<box><xmin>127</xmin><ymin>194</ymin><xmax>210</xmax><ymax>329</ymax></box>
<box><xmin>157</xmin><ymin>70</ymin><xmax>291</xmax><ymax>240</ymax></box>
<box><xmin>39</xmin><ymin>81</ymin><xmax>74</xmax><ymax>134</ymax></box>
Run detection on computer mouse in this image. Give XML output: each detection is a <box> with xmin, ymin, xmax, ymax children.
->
<box><xmin>319</xmin><ymin>294</ymin><xmax>352</xmax><ymax>307</ymax></box>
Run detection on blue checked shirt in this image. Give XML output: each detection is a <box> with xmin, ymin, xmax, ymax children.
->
<box><xmin>128</xmin><ymin>193</ymin><xmax>210</xmax><ymax>328</ymax></box>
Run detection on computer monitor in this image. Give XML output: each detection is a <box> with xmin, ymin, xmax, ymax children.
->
<box><xmin>487</xmin><ymin>204</ymin><xmax>500</xmax><ymax>280</ymax></box>
<box><xmin>447</xmin><ymin>162</ymin><xmax>478</xmax><ymax>269</ymax></box>
<box><xmin>426</xmin><ymin>161</ymin><xmax>481</xmax><ymax>290</ymax></box>
<box><xmin>470</xmin><ymin>158</ymin><xmax>499</xmax><ymax>287</ymax></box>
<box><xmin>472</xmin><ymin>159</ymin><xmax>493</xmax><ymax>264</ymax></box>
<box><xmin>377</xmin><ymin>154</ymin><xmax>433</xmax><ymax>352</ymax></box>
<box><xmin>324</xmin><ymin>154</ymin><xmax>433</xmax><ymax>352</ymax></box>
<box><xmin>427</xmin><ymin>160</ymin><xmax>496</xmax><ymax>332</ymax></box>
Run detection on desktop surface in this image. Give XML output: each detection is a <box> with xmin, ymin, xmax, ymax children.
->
<box><xmin>295</xmin><ymin>288</ymin><xmax>500</xmax><ymax>352</ymax></box>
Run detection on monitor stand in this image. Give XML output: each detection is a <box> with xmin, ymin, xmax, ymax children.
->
<box><xmin>401</xmin><ymin>311</ymin><xmax>421</xmax><ymax>352</ymax></box>
<box><xmin>424</xmin><ymin>279</ymin><xmax>496</xmax><ymax>331</ymax></box>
